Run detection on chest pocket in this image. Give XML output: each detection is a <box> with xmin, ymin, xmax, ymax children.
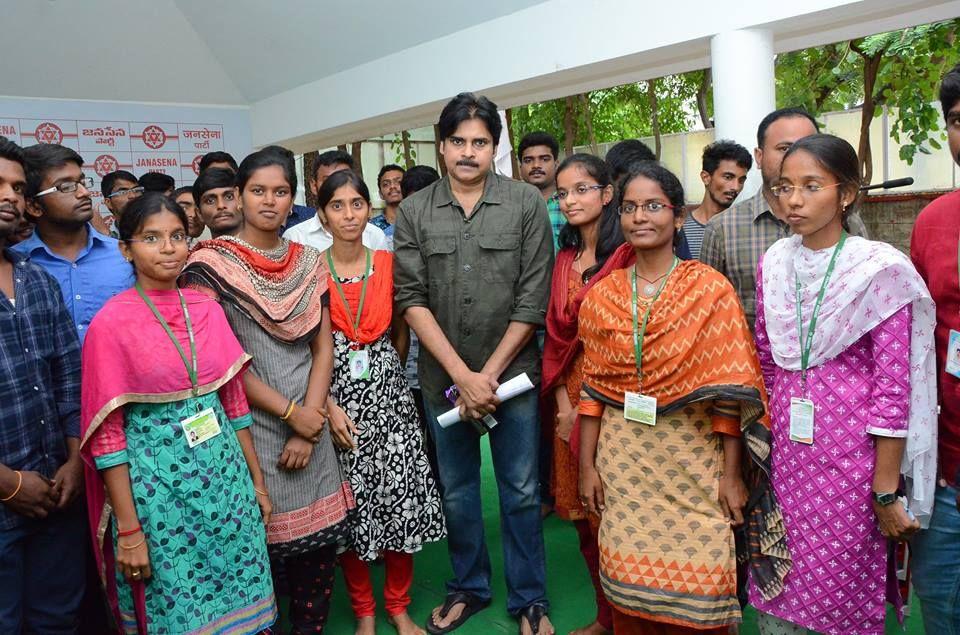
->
<box><xmin>478</xmin><ymin>231</ymin><xmax>521</xmax><ymax>284</ymax></box>
<box><xmin>421</xmin><ymin>234</ymin><xmax>457</xmax><ymax>287</ymax></box>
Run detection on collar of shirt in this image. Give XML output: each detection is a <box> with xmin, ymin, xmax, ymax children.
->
<box><xmin>434</xmin><ymin>172</ymin><xmax>504</xmax><ymax>210</ymax></box>
<box><xmin>749</xmin><ymin>188</ymin><xmax>784</xmax><ymax>225</ymax></box>
<box><xmin>14</xmin><ymin>223</ymin><xmax>114</xmax><ymax>262</ymax></box>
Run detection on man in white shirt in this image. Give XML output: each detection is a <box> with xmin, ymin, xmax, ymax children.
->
<box><xmin>282</xmin><ymin>149</ymin><xmax>388</xmax><ymax>251</ymax></box>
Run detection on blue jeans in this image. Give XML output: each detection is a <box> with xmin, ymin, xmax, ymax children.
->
<box><xmin>0</xmin><ymin>507</ymin><xmax>86</xmax><ymax>634</ymax></box>
<box><xmin>911</xmin><ymin>484</ymin><xmax>960</xmax><ymax>634</ymax></box>
<box><xmin>425</xmin><ymin>389</ymin><xmax>548</xmax><ymax>615</ymax></box>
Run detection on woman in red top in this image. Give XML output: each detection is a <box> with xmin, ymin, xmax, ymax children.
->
<box><xmin>320</xmin><ymin>170</ymin><xmax>446</xmax><ymax>635</ymax></box>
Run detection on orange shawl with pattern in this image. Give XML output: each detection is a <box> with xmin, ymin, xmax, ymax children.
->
<box><xmin>578</xmin><ymin>259</ymin><xmax>790</xmax><ymax>600</ymax></box>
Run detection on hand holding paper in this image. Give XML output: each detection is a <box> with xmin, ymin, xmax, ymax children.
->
<box><xmin>438</xmin><ymin>373</ymin><xmax>535</xmax><ymax>428</ymax></box>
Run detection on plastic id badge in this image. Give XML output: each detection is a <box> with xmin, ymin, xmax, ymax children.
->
<box><xmin>181</xmin><ymin>407</ymin><xmax>222</xmax><ymax>448</ymax></box>
<box><xmin>624</xmin><ymin>392</ymin><xmax>657</xmax><ymax>426</ymax></box>
<box><xmin>348</xmin><ymin>348</ymin><xmax>371</xmax><ymax>380</ymax></box>
<box><xmin>789</xmin><ymin>397</ymin><xmax>815</xmax><ymax>444</ymax></box>
<box><xmin>946</xmin><ymin>330</ymin><xmax>960</xmax><ymax>378</ymax></box>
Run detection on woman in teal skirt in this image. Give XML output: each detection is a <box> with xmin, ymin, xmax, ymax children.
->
<box><xmin>80</xmin><ymin>193</ymin><xmax>276</xmax><ymax>634</ymax></box>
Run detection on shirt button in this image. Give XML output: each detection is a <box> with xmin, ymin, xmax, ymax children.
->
<box><xmin>72</xmin><ymin>263</ymin><xmax>78</xmax><ymax>269</ymax></box>
<box><xmin>463</xmin><ymin>328</ymin><xmax>472</xmax><ymax>336</ymax></box>
<box><xmin>78</xmin><ymin>324</ymin><xmax>84</xmax><ymax>330</ymax></box>
<box><xmin>463</xmin><ymin>264</ymin><xmax>472</xmax><ymax>272</ymax></box>
<box><xmin>75</xmin><ymin>294</ymin><xmax>81</xmax><ymax>300</ymax></box>
<box><xmin>24</xmin><ymin>348</ymin><xmax>29</xmax><ymax>353</ymax></box>
<box><xmin>463</xmin><ymin>232</ymin><xmax>472</xmax><ymax>240</ymax></box>
<box><xmin>464</xmin><ymin>297</ymin><xmax>473</xmax><ymax>305</ymax></box>
<box><xmin>33</xmin><ymin>385</ymin><xmax>39</xmax><ymax>391</ymax></box>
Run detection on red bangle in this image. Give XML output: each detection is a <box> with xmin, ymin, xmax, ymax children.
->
<box><xmin>117</xmin><ymin>525</ymin><xmax>142</xmax><ymax>538</ymax></box>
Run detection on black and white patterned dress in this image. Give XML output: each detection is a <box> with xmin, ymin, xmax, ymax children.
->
<box><xmin>330</xmin><ymin>272</ymin><xmax>446</xmax><ymax>561</ymax></box>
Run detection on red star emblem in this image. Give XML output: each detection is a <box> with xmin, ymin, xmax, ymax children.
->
<box><xmin>191</xmin><ymin>155</ymin><xmax>203</xmax><ymax>175</ymax></box>
<box><xmin>36</xmin><ymin>122</ymin><xmax>63</xmax><ymax>145</ymax></box>
<box><xmin>93</xmin><ymin>155</ymin><xmax>119</xmax><ymax>177</ymax></box>
<box><xmin>142</xmin><ymin>125</ymin><xmax>167</xmax><ymax>149</ymax></box>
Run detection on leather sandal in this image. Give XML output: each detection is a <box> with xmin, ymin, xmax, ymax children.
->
<box><xmin>425</xmin><ymin>591</ymin><xmax>491</xmax><ymax>634</ymax></box>
<box><xmin>517</xmin><ymin>603</ymin><xmax>550</xmax><ymax>634</ymax></box>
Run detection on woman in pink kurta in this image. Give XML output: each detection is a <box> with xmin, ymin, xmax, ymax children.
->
<box><xmin>748</xmin><ymin>134</ymin><xmax>937</xmax><ymax>635</ymax></box>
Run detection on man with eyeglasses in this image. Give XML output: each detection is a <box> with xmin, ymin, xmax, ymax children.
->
<box><xmin>193</xmin><ymin>167</ymin><xmax>242</xmax><ymax>238</ymax></box>
<box><xmin>369</xmin><ymin>163</ymin><xmax>405</xmax><ymax>249</ymax></box>
<box><xmin>14</xmin><ymin>144</ymin><xmax>133</xmax><ymax>343</ymax></box>
<box><xmin>101</xmin><ymin>169</ymin><xmax>143</xmax><ymax>237</ymax></box>
<box><xmin>699</xmin><ymin>107</ymin><xmax>868</xmax><ymax>334</ymax></box>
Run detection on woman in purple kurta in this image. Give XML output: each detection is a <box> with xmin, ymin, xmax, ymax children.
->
<box><xmin>747</xmin><ymin>135</ymin><xmax>937</xmax><ymax>635</ymax></box>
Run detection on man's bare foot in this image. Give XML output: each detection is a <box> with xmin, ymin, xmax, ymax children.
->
<box><xmin>355</xmin><ymin>615</ymin><xmax>375</xmax><ymax>635</ymax></box>
<box><xmin>569</xmin><ymin>621</ymin><xmax>612</xmax><ymax>635</ymax></box>
<box><xmin>429</xmin><ymin>601</ymin><xmax>465</xmax><ymax>631</ymax></box>
<box><xmin>521</xmin><ymin>613</ymin><xmax>555</xmax><ymax>635</ymax></box>
<box><xmin>388</xmin><ymin>611</ymin><xmax>426</xmax><ymax>635</ymax></box>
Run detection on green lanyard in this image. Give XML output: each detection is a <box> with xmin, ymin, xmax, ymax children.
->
<box><xmin>326</xmin><ymin>248</ymin><xmax>371</xmax><ymax>340</ymax></box>
<box><xmin>794</xmin><ymin>231</ymin><xmax>846</xmax><ymax>393</ymax></box>
<box><xmin>135</xmin><ymin>283</ymin><xmax>199</xmax><ymax>395</ymax></box>
<box><xmin>631</xmin><ymin>257</ymin><xmax>679</xmax><ymax>393</ymax></box>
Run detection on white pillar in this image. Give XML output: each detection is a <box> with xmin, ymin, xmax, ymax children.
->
<box><xmin>711</xmin><ymin>29</ymin><xmax>775</xmax><ymax>199</ymax></box>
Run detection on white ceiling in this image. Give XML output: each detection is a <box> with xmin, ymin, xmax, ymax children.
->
<box><xmin>0</xmin><ymin>0</ymin><xmax>547</xmax><ymax>105</ymax></box>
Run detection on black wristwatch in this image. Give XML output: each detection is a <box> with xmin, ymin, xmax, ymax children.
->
<box><xmin>872</xmin><ymin>491</ymin><xmax>897</xmax><ymax>506</ymax></box>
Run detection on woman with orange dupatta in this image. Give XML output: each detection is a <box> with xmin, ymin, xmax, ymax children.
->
<box><xmin>577</xmin><ymin>163</ymin><xmax>790</xmax><ymax>634</ymax></box>
<box><xmin>542</xmin><ymin>154</ymin><xmax>633</xmax><ymax>635</ymax></box>
<box><xmin>80</xmin><ymin>193</ymin><xmax>276</xmax><ymax>634</ymax></box>
<box><xmin>318</xmin><ymin>170</ymin><xmax>444</xmax><ymax>635</ymax></box>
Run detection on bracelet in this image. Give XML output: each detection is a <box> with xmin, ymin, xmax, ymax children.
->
<box><xmin>254</xmin><ymin>487</ymin><xmax>268</xmax><ymax>496</ymax></box>
<box><xmin>0</xmin><ymin>471</ymin><xmax>23</xmax><ymax>502</ymax></box>
<box><xmin>117</xmin><ymin>525</ymin><xmax>142</xmax><ymax>538</ymax></box>
<box><xmin>280</xmin><ymin>400</ymin><xmax>296</xmax><ymax>421</ymax></box>
<box><xmin>119</xmin><ymin>537</ymin><xmax>146</xmax><ymax>550</ymax></box>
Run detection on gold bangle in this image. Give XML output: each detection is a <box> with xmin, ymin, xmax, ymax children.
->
<box><xmin>254</xmin><ymin>487</ymin><xmax>268</xmax><ymax>496</ymax></box>
<box><xmin>280</xmin><ymin>400</ymin><xmax>296</xmax><ymax>421</ymax></box>
<box><xmin>0</xmin><ymin>471</ymin><xmax>23</xmax><ymax>502</ymax></box>
<box><xmin>119</xmin><ymin>537</ymin><xmax>146</xmax><ymax>550</ymax></box>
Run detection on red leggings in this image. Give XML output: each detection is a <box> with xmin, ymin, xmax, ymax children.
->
<box><xmin>575</xmin><ymin>518</ymin><xmax>614</xmax><ymax>630</ymax></box>
<box><xmin>339</xmin><ymin>550</ymin><xmax>414</xmax><ymax>618</ymax></box>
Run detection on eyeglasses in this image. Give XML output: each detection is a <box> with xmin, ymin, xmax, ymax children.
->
<box><xmin>770</xmin><ymin>182</ymin><xmax>843</xmax><ymax>197</ymax></box>
<box><xmin>35</xmin><ymin>177</ymin><xmax>94</xmax><ymax>198</ymax></box>
<box><xmin>107</xmin><ymin>186</ymin><xmax>145</xmax><ymax>199</ymax></box>
<box><xmin>618</xmin><ymin>201</ymin><xmax>675</xmax><ymax>215</ymax></box>
<box><xmin>126</xmin><ymin>232</ymin><xmax>189</xmax><ymax>248</ymax></box>
<box><xmin>551</xmin><ymin>185</ymin><xmax>606</xmax><ymax>201</ymax></box>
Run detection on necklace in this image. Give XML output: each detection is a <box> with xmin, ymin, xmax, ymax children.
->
<box><xmin>635</xmin><ymin>265</ymin><xmax>671</xmax><ymax>296</ymax></box>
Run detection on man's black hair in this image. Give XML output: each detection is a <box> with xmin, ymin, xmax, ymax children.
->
<box><xmin>518</xmin><ymin>132</ymin><xmax>559</xmax><ymax>161</ymax></box>
<box><xmin>139</xmin><ymin>172</ymin><xmax>176</xmax><ymax>193</ymax></box>
<box><xmin>173</xmin><ymin>186</ymin><xmax>194</xmax><ymax>199</ymax></box>
<box><xmin>756</xmin><ymin>107</ymin><xmax>819</xmax><ymax>148</ymax></box>
<box><xmin>437</xmin><ymin>92</ymin><xmax>501</xmax><ymax>143</ymax></box>
<box><xmin>0</xmin><ymin>136</ymin><xmax>25</xmax><ymax>171</ymax></box>
<box><xmin>316</xmin><ymin>150</ymin><xmax>354</xmax><ymax>169</ymax></box>
<box><xmin>101</xmin><ymin>170</ymin><xmax>139</xmax><ymax>198</ymax></box>
<box><xmin>198</xmin><ymin>151</ymin><xmax>238</xmax><ymax>173</ymax></box>
<box><xmin>940</xmin><ymin>63</ymin><xmax>960</xmax><ymax>119</ymax></box>
<box><xmin>378</xmin><ymin>164</ymin><xmax>405</xmax><ymax>185</ymax></box>
<box><xmin>400</xmin><ymin>165</ymin><xmax>440</xmax><ymax>198</ymax></box>
<box><xmin>192</xmin><ymin>168</ymin><xmax>236</xmax><ymax>205</ymax></box>
<box><xmin>701</xmin><ymin>140</ymin><xmax>753</xmax><ymax>174</ymax></box>
<box><xmin>605</xmin><ymin>139</ymin><xmax>656</xmax><ymax>182</ymax></box>
<box><xmin>22</xmin><ymin>143</ymin><xmax>85</xmax><ymax>199</ymax></box>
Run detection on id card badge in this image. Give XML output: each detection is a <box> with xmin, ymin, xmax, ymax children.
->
<box><xmin>789</xmin><ymin>397</ymin><xmax>815</xmax><ymax>444</ymax></box>
<box><xmin>624</xmin><ymin>391</ymin><xmax>657</xmax><ymax>426</ymax></box>
<box><xmin>348</xmin><ymin>347</ymin><xmax>370</xmax><ymax>380</ymax></box>
<box><xmin>181</xmin><ymin>407</ymin><xmax>222</xmax><ymax>448</ymax></box>
<box><xmin>947</xmin><ymin>330</ymin><xmax>960</xmax><ymax>378</ymax></box>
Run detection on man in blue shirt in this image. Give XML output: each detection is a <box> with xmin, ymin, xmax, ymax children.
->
<box><xmin>0</xmin><ymin>136</ymin><xmax>86</xmax><ymax>633</ymax></box>
<box><xmin>15</xmin><ymin>143</ymin><xmax>133</xmax><ymax>342</ymax></box>
<box><xmin>370</xmin><ymin>163</ymin><xmax>405</xmax><ymax>247</ymax></box>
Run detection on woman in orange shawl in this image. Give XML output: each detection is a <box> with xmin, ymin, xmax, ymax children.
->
<box><xmin>577</xmin><ymin>162</ymin><xmax>789</xmax><ymax>634</ymax></box>
<box><xmin>542</xmin><ymin>153</ymin><xmax>635</xmax><ymax>635</ymax></box>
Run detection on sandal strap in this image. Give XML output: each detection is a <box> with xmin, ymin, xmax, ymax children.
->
<box><xmin>439</xmin><ymin>591</ymin><xmax>479</xmax><ymax>619</ymax></box>
<box><xmin>519</xmin><ymin>603</ymin><xmax>548</xmax><ymax>634</ymax></box>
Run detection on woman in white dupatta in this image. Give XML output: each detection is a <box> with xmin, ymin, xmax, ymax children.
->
<box><xmin>748</xmin><ymin>134</ymin><xmax>937</xmax><ymax>635</ymax></box>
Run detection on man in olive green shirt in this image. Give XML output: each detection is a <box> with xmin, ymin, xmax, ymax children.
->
<box><xmin>394</xmin><ymin>93</ymin><xmax>554</xmax><ymax>635</ymax></box>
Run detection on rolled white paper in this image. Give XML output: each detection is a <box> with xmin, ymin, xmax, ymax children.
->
<box><xmin>437</xmin><ymin>373</ymin><xmax>535</xmax><ymax>428</ymax></box>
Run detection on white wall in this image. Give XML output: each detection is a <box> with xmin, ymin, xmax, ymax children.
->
<box><xmin>0</xmin><ymin>97</ymin><xmax>251</xmax><ymax>217</ymax></box>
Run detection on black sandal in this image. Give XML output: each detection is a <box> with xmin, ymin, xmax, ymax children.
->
<box><xmin>425</xmin><ymin>591</ymin><xmax>491</xmax><ymax>634</ymax></box>
<box><xmin>517</xmin><ymin>603</ymin><xmax>550</xmax><ymax>634</ymax></box>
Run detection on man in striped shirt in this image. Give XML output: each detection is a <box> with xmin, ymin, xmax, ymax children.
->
<box><xmin>683</xmin><ymin>140</ymin><xmax>751</xmax><ymax>259</ymax></box>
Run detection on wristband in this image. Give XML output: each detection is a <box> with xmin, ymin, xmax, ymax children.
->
<box><xmin>117</xmin><ymin>525</ymin><xmax>142</xmax><ymax>538</ymax></box>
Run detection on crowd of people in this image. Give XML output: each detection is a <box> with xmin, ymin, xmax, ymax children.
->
<box><xmin>1</xmin><ymin>61</ymin><xmax>959</xmax><ymax>635</ymax></box>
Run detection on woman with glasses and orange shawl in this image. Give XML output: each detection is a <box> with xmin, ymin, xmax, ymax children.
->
<box><xmin>542</xmin><ymin>153</ymin><xmax>634</xmax><ymax>635</ymax></box>
<box><xmin>577</xmin><ymin>162</ymin><xmax>789</xmax><ymax>634</ymax></box>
